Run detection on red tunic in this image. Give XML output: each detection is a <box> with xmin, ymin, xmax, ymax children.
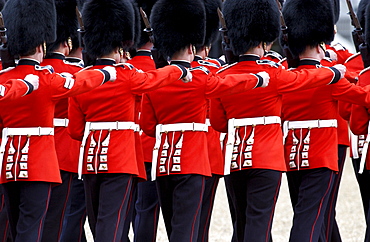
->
<box><xmin>191</xmin><ymin>56</ymin><xmax>224</xmax><ymax>175</ymax></box>
<box><xmin>68</xmin><ymin>59</ymin><xmax>188</xmax><ymax>176</ymax></box>
<box><xmin>41</xmin><ymin>53</ymin><xmax>83</xmax><ymax>173</ymax></box>
<box><xmin>282</xmin><ymin>59</ymin><xmax>370</xmax><ymax>172</ymax></box>
<box><xmin>0</xmin><ymin>59</ymin><xmax>110</xmax><ymax>184</ymax></box>
<box><xmin>326</xmin><ymin>43</ymin><xmax>353</xmax><ymax>64</ymax></box>
<box><xmin>210</xmin><ymin>55</ymin><xmax>342</xmax><ymax>173</ymax></box>
<box><xmin>0</xmin><ymin>77</ymin><xmax>33</xmax><ymax>101</ymax></box>
<box><xmin>141</xmin><ymin>60</ymin><xmax>298</xmax><ymax>178</ymax></box>
<box><xmin>349</xmin><ymin>68</ymin><xmax>370</xmax><ymax>170</ymax></box>
<box><xmin>344</xmin><ymin>53</ymin><xmax>363</xmax><ymax>83</ymax></box>
<box><xmin>127</xmin><ymin>50</ymin><xmax>157</xmax><ymax>180</ymax></box>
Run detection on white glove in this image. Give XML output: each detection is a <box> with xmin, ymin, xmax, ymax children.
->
<box><xmin>326</xmin><ymin>49</ymin><xmax>338</xmax><ymax>61</ymax></box>
<box><xmin>103</xmin><ymin>66</ymin><xmax>117</xmax><ymax>82</ymax></box>
<box><xmin>333</xmin><ymin>64</ymin><xmax>346</xmax><ymax>79</ymax></box>
<box><xmin>181</xmin><ymin>69</ymin><xmax>192</xmax><ymax>83</ymax></box>
<box><xmin>256</xmin><ymin>71</ymin><xmax>270</xmax><ymax>88</ymax></box>
<box><xmin>24</xmin><ymin>74</ymin><xmax>39</xmax><ymax>90</ymax></box>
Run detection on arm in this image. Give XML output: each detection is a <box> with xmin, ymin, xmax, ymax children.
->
<box><xmin>349</xmin><ymin>103</ymin><xmax>370</xmax><ymax>135</ymax></box>
<box><xmin>0</xmin><ymin>76</ymin><xmax>38</xmax><ymax>101</ymax></box>
<box><xmin>51</xmin><ymin>67</ymin><xmax>115</xmax><ymax>99</ymax></box>
<box><xmin>277</xmin><ymin>66</ymin><xmax>342</xmax><ymax>93</ymax></box>
<box><xmin>210</xmin><ymin>98</ymin><xmax>228</xmax><ymax>133</ymax></box>
<box><xmin>140</xmin><ymin>93</ymin><xmax>158</xmax><ymax>138</ymax></box>
<box><xmin>129</xmin><ymin>64</ymin><xmax>189</xmax><ymax>94</ymax></box>
<box><xmin>67</xmin><ymin>96</ymin><xmax>86</xmax><ymax>141</ymax></box>
<box><xmin>204</xmin><ymin>71</ymin><xmax>268</xmax><ymax>98</ymax></box>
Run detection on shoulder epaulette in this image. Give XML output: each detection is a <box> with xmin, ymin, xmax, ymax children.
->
<box><xmin>344</xmin><ymin>52</ymin><xmax>360</xmax><ymax>63</ymax></box>
<box><xmin>256</xmin><ymin>59</ymin><xmax>280</xmax><ymax>68</ymax></box>
<box><xmin>216</xmin><ymin>62</ymin><xmax>238</xmax><ymax>74</ymax></box>
<box><xmin>190</xmin><ymin>66</ymin><xmax>210</xmax><ymax>75</ymax></box>
<box><xmin>0</xmin><ymin>66</ymin><xmax>15</xmax><ymax>74</ymax></box>
<box><xmin>331</xmin><ymin>43</ymin><xmax>347</xmax><ymax>51</ymax></box>
<box><xmin>197</xmin><ymin>60</ymin><xmax>220</xmax><ymax>69</ymax></box>
<box><xmin>264</xmin><ymin>50</ymin><xmax>283</xmax><ymax>61</ymax></box>
<box><xmin>114</xmin><ymin>63</ymin><xmax>135</xmax><ymax>70</ymax></box>
<box><xmin>359</xmin><ymin>66</ymin><xmax>370</xmax><ymax>76</ymax></box>
<box><xmin>63</xmin><ymin>60</ymin><xmax>84</xmax><ymax>68</ymax></box>
<box><xmin>205</xmin><ymin>57</ymin><xmax>226</xmax><ymax>66</ymax></box>
<box><xmin>35</xmin><ymin>65</ymin><xmax>54</xmax><ymax>74</ymax></box>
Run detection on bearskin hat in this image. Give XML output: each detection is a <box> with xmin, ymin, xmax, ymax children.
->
<box><xmin>331</xmin><ymin>0</ymin><xmax>340</xmax><ymax>23</ymax></box>
<box><xmin>82</xmin><ymin>0</ymin><xmax>135</xmax><ymax>59</ymax></box>
<box><xmin>2</xmin><ymin>0</ymin><xmax>56</xmax><ymax>56</ymax></box>
<box><xmin>134</xmin><ymin>0</ymin><xmax>157</xmax><ymax>48</ymax></box>
<box><xmin>0</xmin><ymin>0</ymin><xmax>5</xmax><ymax>10</ymax></box>
<box><xmin>203</xmin><ymin>0</ymin><xmax>222</xmax><ymax>47</ymax></box>
<box><xmin>223</xmin><ymin>0</ymin><xmax>280</xmax><ymax>56</ymax></box>
<box><xmin>130</xmin><ymin>0</ymin><xmax>141</xmax><ymax>49</ymax></box>
<box><xmin>358</xmin><ymin>0</ymin><xmax>370</xmax><ymax>28</ymax></box>
<box><xmin>150</xmin><ymin>0</ymin><xmax>206</xmax><ymax>58</ymax></box>
<box><xmin>365</xmin><ymin>0</ymin><xmax>370</xmax><ymax>46</ymax></box>
<box><xmin>282</xmin><ymin>0</ymin><xmax>335</xmax><ymax>56</ymax></box>
<box><xmin>46</xmin><ymin>0</ymin><xmax>78</xmax><ymax>53</ymax></box>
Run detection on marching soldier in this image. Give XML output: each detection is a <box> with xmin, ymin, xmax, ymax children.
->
<box><xmin>39</xmin><ymin>1</ymin><xmax>87</xmax><ymax>241</ymax></box>
<box><xmin>0</xmin><ymin>77</ymin><xmax>39</xmax><ymax>102</ymax></box>
<box><xmin>280</xmin><ymin>0</ymin><xmax>370</xmax><ymax>241</ymax></box>
<box><xmin>209</xmin><ymin>0</ymin><xmax>346</xmax><ymax>241</ymax></box>
<box><xmin>0</xmin><ymin>0</ymin><xmax>117</xmax><ymax>241</ymax></box>
<box><xmin>67</xmin><ymin>0</ymin><xmax>194</xmax><ymax>240</ymax></box>
<box><xmin>140</xmin><ymin>0</ymin><xmax>272</xmax><ymax>240</ymax></box>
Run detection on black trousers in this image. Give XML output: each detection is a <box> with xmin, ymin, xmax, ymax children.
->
<box><xmin>83</xmin><ymin>173</ymin><xmax>134</xmax><ymax>242</ymax></box>
<box><xmin>226</xmin><ymin>169</ymin><xmax>282</xmax><ymax>242</ymax></box>
<box><xmin>197</xmin><ymin>174</ymin><xmax>220</xmax><ymax>242</ymax></box>
<box><xmin>352</xmin><ymin>157</ymin><xmax>370</xmax><ymax>242</ymax></box>
<box><xmin>287</xmin><ymin>168</ymin><xmax>335</xmax><ymax>242</ymax></box>
<box><xmin>3</xmin><ymin>181</ymin><xmax>51</xmax><ymax>242</ymax></box>
<box><xmin>156</xmin><ymin>174</ymin><xmax>205</xmax><ymax>242</ymax></box>
<box><xmin>0</xmin><ymin>185</ymin><xmax>11</xmax><ymax>242</ymax></box>
<box><xmin>319</xmin><ymin>145</ymin><xmax>347</xmax><ymax>242</ymax></box>
<box><xmin>133</xmin><ymin>162</ymin><xmax>160</xmax><ymax>242</ymax></box>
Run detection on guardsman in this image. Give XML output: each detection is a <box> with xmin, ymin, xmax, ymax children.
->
<box><xmin>66</xmin><ymin>0</ymin><xmax>194</xmax><ymax>240</ymax></box>
<box><xmin>348</xmin><ymin>1</ymin><xmax>370</xmax><ymax>241</ymax></box>
<box><xmin>140</xmin><ymin>0</ymin><xmax>273</xmax><ymax>241</ymax></box>
<box><xmin>190</xmin><ymin>0</ymin><xmax>225</xmax><ymax>241</ymax></box>
<box><xmin>280</xmin><ymin>0</ymin><xmax>370</xmax><ymax>241</ymax></box>
<box><xmin>0</xmin><ymin>77</ymin><xmax>39</xmax><ymax>102</ymax></box>
<box><xmin>39</xmin><ymin>1</ymin><xmax>87</xmax><ymax>241</ymax></box>
<box><xmin>0</xmin><ymin>0</ymin><xmax>116</xmax><ymax>241</ymax></box>
<box><xmin>209</xmin><ymin>0</ymin><xmax>345</xmax><ymax>241</ymax></box>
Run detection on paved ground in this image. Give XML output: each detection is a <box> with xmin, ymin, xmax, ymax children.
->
<box><xmin>86</xmin><ymin>152</ymin><xmax>367</xmax><ymax>241</ymax></box>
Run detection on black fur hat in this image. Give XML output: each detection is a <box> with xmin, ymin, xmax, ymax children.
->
<box><xmin>203</xmin><ymin>0</ymin><xmax>222</xmax><ymax>47</ymax></box>
<box><xmin>130</xmin><ymin>0</ymin><xmax>141</xmax><ymax>49</ymax></box>
<box><xmin>358</xmin><ymin>0</ymin><xmax>370</xmax><ymax>28</ymax></box>
<box><xmin>82</xmin><ymin>0</ymin><xmax>135</xmax><ymax>59</ymax></box>
<box><xmin>150</xmin><ymin>0</ymin><xmax>206</xmax><ymax>58</ymax></box>
<box><xmin>0</xmin><ymin>0</ymin><xmax>5</xmax><ymax>10</ymax></box>
<box><xmin>282</xmin><ymin>0</ymin><xmax>335</xmax><ymax>56</ymax></box>
<box><xmin>135</xmin><ymin>0</ymin><xmax>157</xmax><ymax>48</ymax></box>
<box><xmin>331</xmin><ymin>0</ymin><xmax>340</xmax><ymax>24</ymax></box>
<box><xmin>365</xmin><ymin>1</ymin><xmax>370</xmax><ymax>46</ymax></box>
<box><xmin>223</xmin><ymin>0</ymin><xmax>280</xmax><ymax>56</ymax></box>
<box><xmin>47</xmin><ymin>0</ymin><xmax>78</xmax><ymax>53</ymax></box>
<box><xmin>2</xmin><ymin>0</ymin><xmax>56</xmax><ymax>56</ymax></box>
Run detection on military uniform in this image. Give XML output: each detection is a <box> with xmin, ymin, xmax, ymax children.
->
<box><xmin>0</xmin><ymin>78</ymin><xmax>37</xmax><ymax>101</ymax></box>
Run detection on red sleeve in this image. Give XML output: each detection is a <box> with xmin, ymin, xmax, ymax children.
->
<box><xmin>204</xmin><ymin>72</ymin><xmax>260</xmax><ymax>98</ymax></box>
<box><xmin>276</xmin><ymin>66</ymin><xmax>341</xmax><ymax>93</ymax></box>
<box><xmin>332</xmin><ymin>79</ymin><xmax>370</xmax><ymax>107</ymax></box>
<box><xmin>210</xmin><ymin>98</ymin><xmax>228</xmax><ymax>133</ymax></box>
<box><xmin>338</xmin><ymin>101</ymin><xmax>352</xmax><ymax>121</ymax></box>
<box><xmin>67</xmin><ymin>96</ymin><xmax>86</xmax><ymax>141</ymax></box>
<box><xmin>129</xmin><ymin>65</ymin><xmax>185</xmax><ymax>94</ymax></box>
<box><xmin>140</xmin><ymin>93</ymin><xmax>158</xmax><ymax>138</ymax></box>
<box><xmin>350</xmin><ymin>103</ymin><xmax>370</xmax><ymax>135</ymax></box>
<box><xmin>50</xmin><ymin>69</ymin><xmax>108</xmax><ymax>99</ymax></box>
<box><xmin>0</xmin><ymin>79</ymin><xmax>30</xmax><ymax>101</ymax></box>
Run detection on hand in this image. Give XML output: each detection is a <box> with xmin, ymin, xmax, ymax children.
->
<box><xmin>24</xmin><ymin>74</ymin><xmax>39</xmax><ymax>90</ymax></box>
<box><xmin>326</xmin><ymin>49</ymin><xmax>338</xmax><ymax>61</ymax></box>
<box><xmin>103</xmin><ymin>66</ymin><xmax>117</xmax><ymax>82</ymax></box>
<box><xmin>181</xmin><ymin>69</ymin><xmax>192</xmax><ymax>83</ymax></box>
<box><xmin>256</xmin><ymin>71</ymin><xmax>270</xmax><ymax>88</ymax></box>
<box><xmin>333</xmin><ymin>64</ymin><xmax>346</xmax><ymax>79</ymax></box>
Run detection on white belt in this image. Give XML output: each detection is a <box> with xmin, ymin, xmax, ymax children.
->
<box><xmin>0</xmin><ymin>127</ymin><xmax>54</xmax><ymax>179</ymax></box>
<box><xmin>78</xmin><ymin>121</ymin><xmax>140</xmax><ymax>179</ymax></box>
<box><xmin>350</xmin><ymin>131</ymin><xmax>359</xmax><ymax>159</ymax></box>
<box><xmin>53</xmin><ymin>118</ymin><xmax>69</xmax><ymax>127</ymax></box>
<box><xmin>283</xmin><ymin>119</ymin><xmax>337</xmax><ymax>142</ymax></box>
<box><xmin>224</xmin><ymin>116</ymin><xmax>281</xmax><ymax>175</ymax></box>
<box><xmin>151</xmin><ymin>122</ymin><xmax>208</xmax><ymax>181</ymax></box>
<box><xmin>359</xmin><ymin>121</ymin><xmax>370</xmax><ymax>174</ymax></box>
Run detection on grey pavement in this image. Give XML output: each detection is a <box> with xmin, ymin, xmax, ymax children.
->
<box><xmin>86</xmin><ymin>151</ymin><xmax>367</xmax><ymax>241</ymax></box>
